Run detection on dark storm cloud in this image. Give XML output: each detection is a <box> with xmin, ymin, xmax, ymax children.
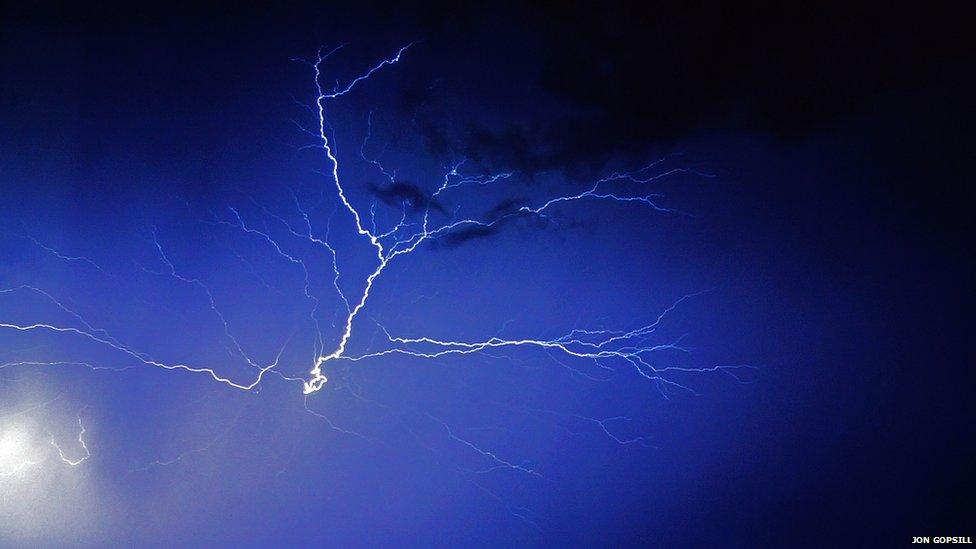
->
<box><xmin>411</xmin><ymin>2</ymin><xmax>968</xmax><ymax>175</ymax></box>
<box><xmin>435</xmin><ymin>197</ymin><xmax>526</xmax><ymax>248</ymax></box>
<box><xmin>365</xmin><ymin>180</ymin><xmax>532</xmax><ymax>248</ymax></box>
<box><xmin>368</xmin><ymin>181</ymin><xmax>446</xmax><ymax>214</ymax></box>
<box><xmin>438</xmin><ymin>223</ymin><xmax>501</xmax><ymax>248</ymax></box>
<box><xmin>483</xmin><ymin>197</ymin><xmax>523</xmax><ymax>220</ymax></box>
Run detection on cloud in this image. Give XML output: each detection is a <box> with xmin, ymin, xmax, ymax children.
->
<box><xmin>367</xmin><ymin>181</ymin><xmax>446</xmax><ymax>214</ymax></box>
<box><xmin>407</xmin><ymin>3</ymin><xmax>966</xmax><ymax>175</ymax></box>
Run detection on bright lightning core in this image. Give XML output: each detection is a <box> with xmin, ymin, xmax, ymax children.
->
<box><xmin>0</xmin><ymin>426</ymin><xmax>32</xmax><ymax>475</ymax></box>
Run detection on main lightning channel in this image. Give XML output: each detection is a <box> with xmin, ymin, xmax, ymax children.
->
<box><xmin>300</xmin><ymin>45</ymin><xmax>716</xmax><ymax>395</ymax></box>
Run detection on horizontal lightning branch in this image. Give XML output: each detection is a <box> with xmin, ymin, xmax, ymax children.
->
<box><xmin>1</xmin><ymin>409</ymin><xmax>91</xmax><ymax>476</ymax></box>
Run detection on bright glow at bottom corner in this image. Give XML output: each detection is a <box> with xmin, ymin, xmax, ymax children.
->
<box><xmin>0</xmin><ymin>425</ymin><xmax>34</xmax><ymax>476</ymax></box>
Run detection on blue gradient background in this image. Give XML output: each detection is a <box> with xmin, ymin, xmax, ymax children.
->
<box><xmin>1</xmin><ymin>3</ymin><xmax>971</xmax><ymax>546</ymax></box>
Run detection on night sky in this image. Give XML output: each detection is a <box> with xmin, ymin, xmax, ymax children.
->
<box><xmin>1</xmin><ymin>2</ymin><xmax>972</xmax><ymax>546</ymax></box>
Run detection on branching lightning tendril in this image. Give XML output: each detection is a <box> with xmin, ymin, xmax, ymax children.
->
<box><xmin>0</xmin><ymin>44</ymin><xmax>749</xmax><ymax>491</ymax></box>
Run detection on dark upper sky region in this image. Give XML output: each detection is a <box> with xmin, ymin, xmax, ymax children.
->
<box><xmin>0</xmin><ymin>2</ymin><xmax>972</xmax><ymax>546</ymax></box>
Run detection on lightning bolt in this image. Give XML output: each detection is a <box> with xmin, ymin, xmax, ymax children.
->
<box><xmin>297</xmin><ymin>45</ymin><xmax>736</xmax><ymax>398</ymax></box>
<box><xmin>0</xmin><ymin>44</ymin><xmax>748</xmax><ymax>490</ymax></box>
<box><xmin>1</xmin><ymin>403</ymin><xmax>91</xmax><ymax>477</ymax></box>
<box><xmin>0</xmin><ymin>458</ymin><xmax>39</xmax><ymax>477</ymax></box>
<box><xmin>49</xmin><ymin>412</ymin><xmax>91</xmax><ymax>467</ymax></box>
